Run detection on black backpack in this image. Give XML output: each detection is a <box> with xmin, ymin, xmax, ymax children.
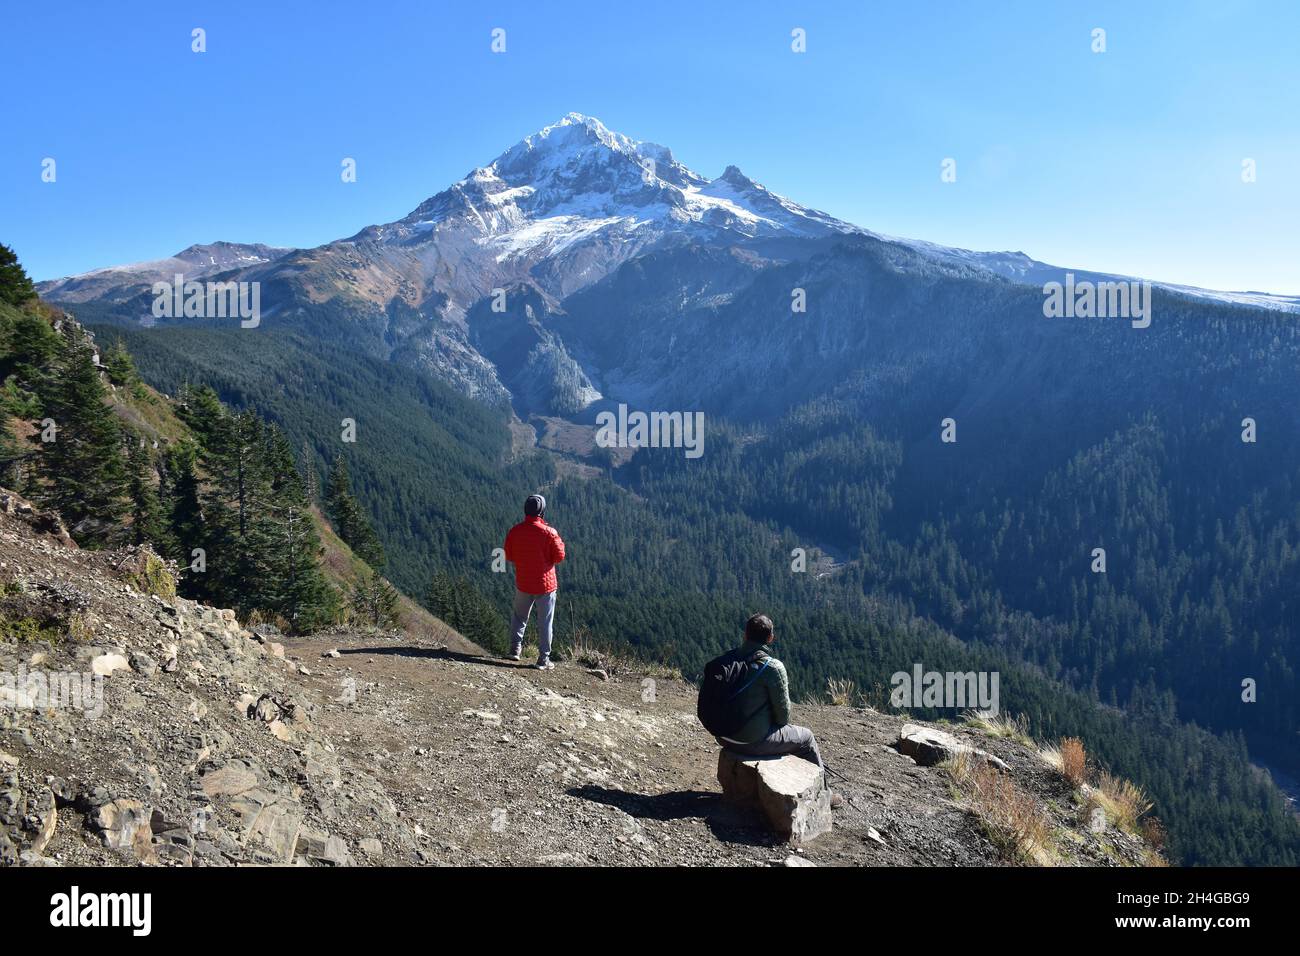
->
<box><xmin>697</xmin><ymin>649</ymin><xmax>771</xmax><ymax>738</ymax></box>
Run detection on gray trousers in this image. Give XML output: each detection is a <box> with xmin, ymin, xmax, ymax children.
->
<box><xmin>509</xmin><ymin>589</ymin><xmax>556</xmax><ymax>661</ymax></box>
<box><xmin>719</xmin><ymin>724</ymin><xmax>824</xmax><ymax>769</ymax></box>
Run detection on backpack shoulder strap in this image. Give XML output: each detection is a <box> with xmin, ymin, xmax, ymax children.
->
<box><xmin>728</xmin><ymin>657</ymin><xmax>771</xmax><ymax>700</ymax></box>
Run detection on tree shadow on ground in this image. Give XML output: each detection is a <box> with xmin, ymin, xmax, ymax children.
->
<box><xmin>567</xmin><ymin>784</ymin><xmax>780</xmax><ymax>848</ymax></box>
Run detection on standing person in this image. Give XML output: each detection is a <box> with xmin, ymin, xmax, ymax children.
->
<box><xmin>504</xmin><ymin>494</ymin><xmax>566</xmax><ymax>669</ymax></box>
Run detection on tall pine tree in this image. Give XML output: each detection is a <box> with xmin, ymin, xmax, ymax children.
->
<box><xmin>126</xmin><ymin>436</ymin><xmax>171</xmax><ymax>550</ymax></box>
<box><xmin>325</xmin><ymin>453</ymin><xmax>385</xmax><ymax>569</ymax></box>
<box><xmin>164</xmin><ymin>441</ymin><xmax>213</xmax><ymax>601</ymax></box>
<box><xmin>200</xmin><ymin>408</ymin><xmax>274</xmax><ymax>611</ymax></box>
<box><xmin>35</xmin><ymin>340</ymin><xmax>129</xmax><ymax>546</ymax></box>
<box><xmin>263</xmin><ymin>427</ymin><xmax>336</xmax><ymax>630</ymax></box>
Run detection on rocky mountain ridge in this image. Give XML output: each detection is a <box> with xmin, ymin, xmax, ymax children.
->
<box><xmin>37</xmin><ymin>114</ymin><xmax>1299</xmax><ymax>419</ymax></box>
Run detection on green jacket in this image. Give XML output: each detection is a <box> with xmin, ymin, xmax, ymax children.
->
<box><xmin>717</xmin><ymin>640</ymin><xmax>791</xmax><ymax>744</ymax></box>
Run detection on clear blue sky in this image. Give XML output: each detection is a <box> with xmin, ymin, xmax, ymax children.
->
<box><xmin>3</xmin><ymin>0</ymin><xmax>1297</xmax><ymax>293</ymax></box>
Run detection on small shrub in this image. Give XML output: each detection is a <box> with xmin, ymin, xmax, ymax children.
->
<box><xmin>348</xmin><ymin>568</ymin><xmax>401</xmax><ymax>630</ymax></box>
<box><xmin>121</xmin><ymin>549</ymin><xmax>177</xmax><ymax>598</ymax></box>
<box><xmin>0</xmin><ymin>611</ymin><xmax>56</xmax><ymax>643</ymax></box>
<box><xmin>558</xmin><ymin>626</ymin><xmax>681</xmax><ymax>680</ymax></box>
<box><xmin>1060</xmin><ymin>737</ymin><xmax>1088</xmax><ymax>787</ymax></box>
<box><xmin>66</xmin><ymin>612</ymin><xmax>95</xmax><ymax>642</ymax></box>
<box><xmin>826</xmin><ymin>677</ymin><xmax>857</xmax><ymax>706</ymax></box>
<box><xmin>1096</xmin><ymin>771</ymin><xmax>1153</xmax><ymax>833</ymax></box>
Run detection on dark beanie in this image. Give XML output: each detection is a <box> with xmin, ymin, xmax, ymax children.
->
<box><xmin>524</xmin><ymin>494</ymin><xmax>546</xmax><ymax>517</ymax></box>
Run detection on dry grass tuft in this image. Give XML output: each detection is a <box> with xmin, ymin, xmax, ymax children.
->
<box><xmin>825</xmin><ymin>677</ymin><xmax>857</xmax><ymax>707</ymax></box>
<box><xmin>1038</xmin><ymin>744</ymin><xmax>1063</xmax><ymax>772</ymax></box>
<box><xmin>947</xmin><ymin>751</ymin><xmax>1055</xmax><ymax>864</ymax></box>
<box><xmin>1060</xmin><ymin>737</ymin><xmax>1088</xmax><ymax>787</ymax></box>
<box><xmin>1094</xmin><ymin>771</ymin><xmax>1154</xmax><ymax>833</ymax></box>
<box><xmin>1140</xmin><ymin>816</ymin><xmax>1167</xmax><ymax>852</ymax></box>
<box><xmin>963</xmin><ymin>709</ymin><xmax>1033</xmax><ymax>747</ymax></box>
<box><xmin>560</xmin><ymin>627</ymin><xmax>681</xmax><ymax>681</ymax></box>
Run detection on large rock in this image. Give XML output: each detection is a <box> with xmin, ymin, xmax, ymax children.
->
<box><xmin>228</xmin><ymin>788</ymin><xmax>303</xmax><ymax>863</ymax></box>
<box><xmin>0</xmin><ymin>779</ymin><xmax>58</xmax><ymax>863</ymax></box>
<box><xmin>200</xmin><ymin>759</ymin><xmax>260</xmax><ymax>798</ymax></box>
<box><xmin>89</xmin><ymin>798</ymin><xmax>156</xmax><ymax>862</ymax></box>
<box><xmin>896</xmin><ymin>723</ymin><xmax>1009</xmax><ymax>771</ymax></box>
<box><xmin>90</xmin><ymin>652</ymin><xmax>131</xmax><ymax>677</ymax></box>
<box><xmin>296</xmin><ymin>828</ymin><xmax>354</xmax><ymax>866</ymax></box>
<box><xmin>0</xmin><ymin>490</ymin><xmax>74</xmax><ymax>545</ymax></box>
<box><xmin>717</xmin><ymin>751</ymin><xmax>832</xmax><ymax>844</ymax></box>
<box><xmin>25</xmin><ymin>786</ymin><xmax>57</xmax><ymax>855</ymax></box>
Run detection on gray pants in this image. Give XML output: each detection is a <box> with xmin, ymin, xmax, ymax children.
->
<box><xmin>509</xmin><ymin>589</ymin><xmax>556</xmax><ymax>662</ymax></box>
<box><xmin>719</xmin><ymin>724</ymin><xmax>823</xmax><ymax>769</ymax></box>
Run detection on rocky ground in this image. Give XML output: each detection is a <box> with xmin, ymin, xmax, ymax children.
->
<box><xmin>0</xmin><ymin>494</ymin><xmax>1153</xmax><ymax>867</ymax></box>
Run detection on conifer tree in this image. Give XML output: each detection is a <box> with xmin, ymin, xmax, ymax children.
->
<box><xmin>0</xmin><ymin>419</ymin><xmax>22</xmax><ymax>488</ymax></box>
<box><xmin>300</xmin><ymin>439</ymin><xmax>319</xmax><ymax>503</ymax></box>
<box><xmin>2</xmin><ymin>310</ymin><xmax>61</xmax><ymax>384</ymax></box>
<box><xmin>35</xmin><ymin>340</ymin><xmax>129</xmax><ymax>546</ymax></box>
<box><xmin>262</xmin><ymin>427</ymin><xmax>336</xmax><ymax>629</ymax></box>
<box><xmin>126</xmin><ymin>436</ymin><xmax>171</xmax><ymax>550</ymax></box>
<box><xmin>426</xmin><ymin>572</ymin><xmax>506</xmax><ymax>653</ymax></box>
<box><xmin>164</xmin><ymin>442</ymin><xmax>212</xmax><ymax>601</ymax></box>
<box><xmin>0</xmin><ymin>244</ymin><xmax>36</xmax><ymax>307</ymax></box>
<box><xmin>175</xmin><ymin>384</ymin><xmax>228</xmax><ymax>449</ymax></box>
<box><xmin>103</xmin><ymin>337</ymin><xmax>140</xmax><ymax>390</ymax></box>
<box><xmin>349</xmin><ymin>566</ymin><xmax>400</xmax><ymax>629</ymax></box>
<box><xmin>325</xmin><ymin>453</ymin><xmax>385</xmax><ymax>569</ymax></box>
<box><xmin>200</xmin><ymin>408</ymin><xmax>274</xmax><ymax>611</ymax></box>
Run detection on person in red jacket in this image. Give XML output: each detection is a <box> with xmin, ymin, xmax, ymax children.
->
<box><xmin>504</xmin><ymin>494</ymin><xmax>566</xmax><ymax>669</ymax></box>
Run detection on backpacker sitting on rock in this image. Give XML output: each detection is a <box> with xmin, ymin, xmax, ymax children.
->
<box><xmin>698</xmin><ymin>613</ymin><xmax>843</xmax><ymax>807</ymax></box>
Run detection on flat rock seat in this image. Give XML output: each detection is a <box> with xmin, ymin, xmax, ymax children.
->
<box><xmin>716</xmin><ymin>750</ymin><xmax>832</xmax><ymax>844</ymax></box>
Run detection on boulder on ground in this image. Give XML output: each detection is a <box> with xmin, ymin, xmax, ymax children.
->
<box><xmin>89</xmin><ymin>797</ymin><xmax>156</xmax><ymax>862</ymax></box>
<box><xmin>229</xmin><ymin>788</ymin><xmax>303</xmax><ymax>863</ymax></box>
<box><xmin>199</xmin><ymin>759</ymin><xmax>260</xmax><ymax>799</ymax></box>
<box><xmin>896</xmin><ymin>723</ymin><xmax>1009</xmax><ymax>771</ymax></box>
<box><xmin>90</xmin><ymin>652</ymin><xmax>131</xmax><ymax>677</ymax></box>
<box><xmin>296</xmin><ymin>828</ymin><xmax>353</xmax><ymax>866</ymax></box>
<box><xmin>0</xmin><ymin>779</ymin><xmax>58</xmax><ymax>864</ymax></box>
<box><xmin>717</xmin><ymin>751</ymin><xmax>832</xmax><ymax>844</ymax></box>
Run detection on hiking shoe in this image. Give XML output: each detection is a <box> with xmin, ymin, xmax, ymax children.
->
<box><xmin>535</xmin><ymin>659</ymin><xmax>555</xmax><ymax>671</ymax></box>
<box><xmin>507</xmin><ymin>650</ymin><xmax>522</xmax><ymax>661</ymax></box>
<box><xmin>830</xmin><ymin>791</ymin><xmax>845</xmax><ymax>809</ymax></box>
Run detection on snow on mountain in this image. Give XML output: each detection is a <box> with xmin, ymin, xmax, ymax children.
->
<box><xmin>36</xmin><ymin>113</ymin><xmax>1297</xmax><ymax>320</ymax></box>
<box><xmin>892</xmin><ymin>237</ymin><xmax>1300</xmax><ymax>313</ymax></box>
<box><xmin>37</xmin><ymin>242</ymin><xmax>291</xmax><ymax>303</ymax></box>
<box><xmin>395</xmin><ymin>113</ymin><xmax>855</xmax><ymax>266</ymax></box>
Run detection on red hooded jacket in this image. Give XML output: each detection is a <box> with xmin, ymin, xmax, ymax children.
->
<box><xmin>504</xmin><ymin>515</ymin><xmax>566</xmax><ymax>594</ymax></box>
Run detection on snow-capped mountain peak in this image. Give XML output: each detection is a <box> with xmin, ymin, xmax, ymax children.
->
<box><xmin>39</xmin><ymin>113</ymin><xmax>1296</xmax><ymax>319</ymax></box>
<box><xmin>397</xmin><ymin>114</ymin><xmax>854</xmax><ymax>266</ymax></box>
